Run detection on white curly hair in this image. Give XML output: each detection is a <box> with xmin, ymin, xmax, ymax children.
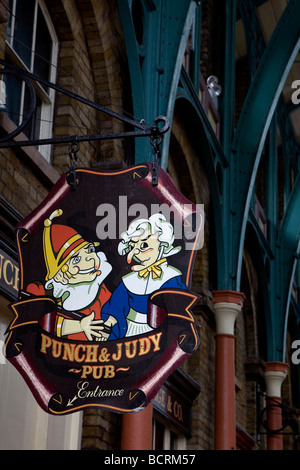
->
<box><xmin>118</xmin><ymin>213</ymin><xmax>181</xmax><ymax>259</ymax></box>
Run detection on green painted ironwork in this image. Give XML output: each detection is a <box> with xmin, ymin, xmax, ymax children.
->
<box><xmin>118</xmin><ymin>0</ymin><xmax>300</xmax><ymax>362</ymax></box>
<box><xmin>232</xmin><ymin>0</ymin><xmax>300</xmax><ymax>360</ymax></box>
<box><xmin>117</xmin><ymin>0</ymin><xmax>197</xmax><ymax>164</ymax></box>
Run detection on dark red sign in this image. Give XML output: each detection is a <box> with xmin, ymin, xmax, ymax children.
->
<box><xmin>5</xmin><ymin>162</ymin><xmax>204</xmax><ymax>415</ymax></box>
<box><xmin>0</xmin><ymin>249</ymin><xmax>19</xmax><ymax>298</ymax></box>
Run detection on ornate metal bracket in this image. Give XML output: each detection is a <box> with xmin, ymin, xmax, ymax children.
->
<box><xmin>256</xmin><ymin>386</ymin><xmax>299</xmax><ymax>448</ymax></box>
<box><xmin>0</xmin><ymin>60</ymin><xmax>169</xmax><ymax>149</ymax></box>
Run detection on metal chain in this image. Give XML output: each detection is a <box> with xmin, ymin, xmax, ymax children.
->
<box><xmin>66</xmin><ymin>138</ymin><xmax>80</xmax><ymax>191</ymax></box>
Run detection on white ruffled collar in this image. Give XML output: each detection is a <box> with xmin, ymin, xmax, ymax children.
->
<box><xmin>122</xmin><ymin>261</ymin><xmax>182</xmax><ymax>295</ymax></box>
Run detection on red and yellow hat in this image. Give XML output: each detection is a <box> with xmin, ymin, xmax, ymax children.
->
<box><xmin>43</xmin><ymin>209</ymin><xmax>87</xmax><ymax>281</ymax></box>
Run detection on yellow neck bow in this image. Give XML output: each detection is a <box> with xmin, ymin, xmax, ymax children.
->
<box><xmin>138</xmin><ymin>258</ymin><xmax>167</xmax><ymax>279</ymax></box>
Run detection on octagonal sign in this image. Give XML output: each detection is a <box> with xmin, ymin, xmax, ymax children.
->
<box><xmin>5</xmin><ymin>162</ymin><xmax>204</xmax><ymax>415</ymax></box>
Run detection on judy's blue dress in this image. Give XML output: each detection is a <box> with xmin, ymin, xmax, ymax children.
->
<box><xmin>101</xmin><ymin>266</ymin><xmax>187</xmax><ymax>340</ymax></box>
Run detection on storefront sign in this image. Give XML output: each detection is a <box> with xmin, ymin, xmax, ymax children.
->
<box><xmin>154</xmin><ymin>384</ymin><xmax>190</xmax><ymax>434</ymax></box>
<box><xmin>0</xmin><ymin>249</ymin><xmax>19</xmax><ymax>298</ymax></box>
<box><xmin>5</xmin><ymin>162</ymin><xmax>204</xmax><ymax>415</ymax></box>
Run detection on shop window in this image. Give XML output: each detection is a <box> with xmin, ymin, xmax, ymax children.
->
<box><xmin>152</xmin><ymin>417</ymin><xmax>186</xmax><ymax>450</ymax></box>
<box><xmin>5</xmin><ymin>0</ymin><xmax>58</xmax><ymax>161</ymax></box>
<box><xmin>152</xmin><ymin>370</ymin><xmax>200</xmax><ymax>451</ymax></box>
<box><xmin>0</xmin><ymin>149</ymin><xmax>82</xmax><ymax>452</ymax></box>
<box><xmin>0</xmin><ymin>268</ymin><xmax>82</xmax><ymax>450</ymax></box>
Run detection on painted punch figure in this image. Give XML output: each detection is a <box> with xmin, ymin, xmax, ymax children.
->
<box><xmin>101</xmin><ymin>213</ymin><xmax>187</xmax><ymax>340</ymax></box>
<box><xmin>27</xmin><ymin>209</ymin><xmax>112</xmax><ymax>341</ymax></box>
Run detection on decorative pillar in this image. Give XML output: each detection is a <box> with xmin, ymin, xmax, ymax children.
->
<box><xmin>264</xmin><ymin>362</ymin><xmax>289</xmax><ymax>450</ymax></box>
<box><xmin>121</xmin><ymin>403</ymin><xmax>153</xmax><ymax>450</ymax></box>
<box><xmin>213</xmin><ymin>290</ymin><xmax>245</xmax><ymax>450</ymax></box>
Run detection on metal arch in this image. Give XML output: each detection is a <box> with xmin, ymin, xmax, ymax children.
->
<box><xmin>175</xmin><ymin>76</ymin><xmax>227</xmax><ymax>289</ymax></box>
<box><xmin>237</xmin><ymin>0</ymin><xmax>266</xmax><ymax>78</ymax></box>
<box><xmin>178</xmin><ymin>68</ymin><xmax>228</xmax><ymax>169</ymax></box>
<box><xmin>277</xmin><ymin>172</ymin><xmax>300</xmax><ymax>361</ymax></box>
<box><xmin>229</xmin><ymin>0</ymin><xmax>300</xmax><ymax>362</ymax></box>
<box><xmin>116</xmin><ymin>0</ymin><xmax>146</xmax><ymax>126</ymax></box>
<box><xmin>117</xmin><ymin>0</ymin><xmax>197</xmax><ymax>167</ymax></box>
<box><xmin>246</xmin><ymin>215</ymin><xmax>275</xmax><ymax>357</ymax></box>
<box><xmin>160</xmin><ymin>0</ymin><xmax>198</xmax><ymax>170</ymax></box>
<box><xmin>230</xmin><ymin>0</ymin><xmax>300</xmax><ymax>291</ymax></box>
<box><xmin>221</xmin><ymin>0</ymin><xmax>237</xmax><ymax>160</ymax></box>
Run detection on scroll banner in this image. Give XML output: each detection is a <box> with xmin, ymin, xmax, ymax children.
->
<box><xmin>6</xmin><ymin>290</ymin><xmax>198</xmax><ymax>413</ymax></box>
<box><xmin>5</xmin><ymin>162</ymin><xmax>204</xmax><ymax>415</ymax></box>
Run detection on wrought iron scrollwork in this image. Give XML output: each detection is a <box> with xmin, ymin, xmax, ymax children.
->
<box><xmin>0</xmin><ymin>59</ymin><xmax>170</xmax><ymax>151</ymax></box>
<box><xmin>256</xmin><ymin>385</ymin><xmax>299</xmax><ymax>449</ymax></box>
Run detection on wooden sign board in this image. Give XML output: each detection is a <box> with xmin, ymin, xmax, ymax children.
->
<box><xmin>5</xmin><ymin>162</ymin><xmax>204</xmax><ymax>415</ymax></box>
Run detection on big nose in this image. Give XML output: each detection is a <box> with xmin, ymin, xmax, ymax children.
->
<box><xmin>85</xmin><ymin>253</ymin><xmax>96</xmax><ymax>265</ymax></box>
<box><xmin>127</xmin><ymin>247</ymin><xmax>140</xmax><ymax>264</ymax></box>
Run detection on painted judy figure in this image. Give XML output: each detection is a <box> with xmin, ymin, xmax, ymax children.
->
<box><xmin>100</xmin><ymin>213</ymin><xmax>187</xmax><ymax>340</ymax></box>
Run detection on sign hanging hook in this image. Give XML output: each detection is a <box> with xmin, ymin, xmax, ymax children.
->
<box><xmin>67</xmin><ymin>137</ymin><xmax>80</xmax><ymax>191</ymax></box>
<box><xmin>150</xmin><ymin>134</ymin><xmax>161</xmax><ymax>187</ymax></box>
<box><xmin>150</xmin><ymin>115</ymin><xmax>169</xmax><ymax>186</ymax></box>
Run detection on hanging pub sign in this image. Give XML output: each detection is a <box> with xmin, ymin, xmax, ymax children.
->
<box><xmin>5</xmin><ymin>162</ymin><xmax>204</xmax><ymax>415</ymax></box>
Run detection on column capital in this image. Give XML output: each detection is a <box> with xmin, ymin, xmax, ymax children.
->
<box><xmin>213</xmin><ymin>290</ymin><xmax>246</xmax><ymax>306</ymax></box>
<box><xmin>213</xmin><ymin>290</ymin><xmax>245</xmax><ymax>335</ymax></box>
<box><xmin>264</xmin><ymin>361</ymin><xmax>289</xmax><ymax>398</ymax></box>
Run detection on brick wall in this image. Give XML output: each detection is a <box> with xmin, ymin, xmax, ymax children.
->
<box><xmin>0</xmin><ymin>0</ymin><xmax>128</xmax><ymax>451</ymax></box>
<box><xmin>0</xmin><ymin>3</ymin><xmax>55</xmax><ymax>216</ymax></box>
<box><xmin>0</xmin><ymin>0</ymin><xmax>128</xmax><ymax>217</ymax></box>
<box><xmin>47</xmin><ymin>0</ymin><xmax>128</xmax><ymax>172</ymax></box>
<box><xmin>81</xmin><ymin>408</ymin><xmax>122</xmax><ymax>450</ymax></box>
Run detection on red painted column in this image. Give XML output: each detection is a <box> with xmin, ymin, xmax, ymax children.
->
<box><xmin>264</xmin><ymin>362</ymin><xmax>289</xmax><ymax>450</ymax></box>
<box><xmin>213</xmin><ymin>290</ymin><xmax>245</xmax><ymax>450</ymax></box>
<box><xmin>121</xmin><ymin>403</ymin><xmax>153</xmax><ymax>450</ymax></box>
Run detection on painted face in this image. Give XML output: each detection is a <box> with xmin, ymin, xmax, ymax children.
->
<box><xmin>62</xmin><ymin>243</ymin><xmax>101</xmax><ymax>284</ymax></box>
<box><xmin>127</xmin><ymin>228</ymin><xmax>161</xmax><ymax>270</ymax></box>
